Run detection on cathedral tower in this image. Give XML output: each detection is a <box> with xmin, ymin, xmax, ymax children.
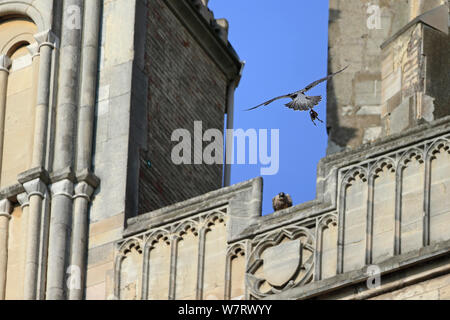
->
<box><xmin>327</xmin><ymin>0</ymin><xmax>449</xmax><ymax>153</ymax></box>
<box><xmin>0</xmin><ymin>0</ymin><xmax>241</xmax><ymax>300</ymax></box>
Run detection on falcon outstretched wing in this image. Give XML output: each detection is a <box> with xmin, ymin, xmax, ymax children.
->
<box><xmin>299</xmin><ymin>65</ymin><xmax>349</xmax><ymax>94</ymax></box>
<box><xmin>245</xmin><ymin>93</ymin><xmax>293</xmax><ymax>111</ymax></box>
<box><xmin>285</xmin><ymin>95</ymin><xmax>322</xmax><ymax>111</ymax></box>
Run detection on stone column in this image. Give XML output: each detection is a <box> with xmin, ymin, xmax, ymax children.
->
<box><xmin>32</xmin><ymin>31</ymin><xmax>58</xmax><ymax>168</ymax></box>
<box><xmin>76</xmin><ymin>0</ymin><xmax>101</xmax><ymax>171</ymax></box>
<box><xmin>168</xmin><ymin>236</ymin><xmax>180</xmax><ymax>300</ymax></box>
<box><xmin>0</xmin><ymin>199</ymin><xmax>12</xmax><ymax>300</ymax></box>
<box><xmin>69</xmin><ymin>0</ymin><xmax>102</xmax><ymax>300</ymax></box>
<box><xmin>22</xmin><ymin>179</ymin><xmax>47</xmax><ymax>300</ymax></box>
<box><xmin>46</xmin><ymin>0</ymin><xmax>83</xmax><ymax>300</ymax></box>
<box><xmin>16</xmin><ymin>193</ymin><xmax>30</xmax><ymax>295</ymax></box>
<box><xmin>69</xmin><ymin>179</ymin><xmax>95</xmax><ymax>300</ymax></box>
<box><xmin>47</xmin><ymin>178</ymin><xmax>74</xmax><ymax>300</ymax></box>
<box><xmin>53</xmin><ymin>0</ymin><xmax>83</xmax><ymax>171</ymax></box>
<box><xmin>0</xmin><ymin>55</ymin><xmax>11</xmax><ymax>177</ymax></box>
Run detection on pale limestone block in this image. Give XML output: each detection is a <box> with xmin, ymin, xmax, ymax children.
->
<box><xmin>88</xmin><ymin>227</ymin><xmax>122</xmax><ymax>249</ymax></box>
<box><xmin>382</xmin><ymin>68</ymin><xmax>401</xmax><ymax>103</ymax></box>
<box><xmin>119</xmin><ymin>247</ymin><xmax>142</xmax><ymax>300</ymax></box>
<box><xmin>147</xmin><ymin>239</ymin><xmax>171</xmax><ymax>300</ymax></box>
<box><xmin>321</xmin><ymin>222</ymin><xmax>338</xmax><ymax>279</ymax></box>
<box><xmin>175</xmin><ymin>231</ymin><xmax>198</xmax><ymax>300</ymax></box>
<box><xmin>86</xmin><ymin>262</ymin><xmax>111</xmax><ymax>288</ymax></box>
<box><xmin>363</xmin><ymin>127</ymin><xmax>382</xmax><ymax>144</ymax></box>
<box><xmin>230</xmin><ymin>253</ymin><xmax>246</xmax><ymax>300</ymax></box>
<box><xmin>104</xmin><ymin>0</ymin><xmax>136</xmax><ymax>67</ymax></box>
<box><xmin>89</xmin><ymin>213</ymin><xmax>124</xmax><ymax>236</ymax></box>
<box><xmin>203</xmin><ymin>223</ymin><xmax>227</xmax><ymax>299</ymax></box>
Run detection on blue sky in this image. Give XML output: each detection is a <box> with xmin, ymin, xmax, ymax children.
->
<box><xmin>210</xmin><ymin>0</ymin><xmax>330</xmax><ymax>215</ymax></box>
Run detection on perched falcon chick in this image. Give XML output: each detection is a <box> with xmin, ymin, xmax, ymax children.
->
<box><xmin>246</xmin><ymin>65</ymin><xmax>349</xmax><ymax>125</ymax></box>
<box><xmin>272</xmin><ymin>192</ymin><xmax>293</xmax><ymax>212</ymax></box>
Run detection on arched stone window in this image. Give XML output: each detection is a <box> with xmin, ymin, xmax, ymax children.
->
<box><xmin>0</xmin><ymin>17</ymin><xmax>38</xmax><ymax>188</ymax></box>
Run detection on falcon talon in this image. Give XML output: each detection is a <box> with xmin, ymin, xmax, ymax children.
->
<box><xmin>246</xmin><ymin>65</ymin><xmax>349</xmax><ymax>124</ymax></box>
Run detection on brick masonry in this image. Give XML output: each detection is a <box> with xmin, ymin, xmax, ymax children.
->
<box><xmin>138</xmin><ymin>0</ymin><xmax>228</xmax><ymax>213</ymax></box>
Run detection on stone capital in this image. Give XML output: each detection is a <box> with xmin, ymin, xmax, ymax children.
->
<box><xmin>73</xmin><ymin>181</ymin><xmax>95</xmax><ymax>201</ymax></box>
<box><xmin>34</xmin><ymin>30</ymin><xmax>59</xmax><ymax>50</ymax></box>
<box><xmin>0</xmin><ymin>199</ymin><xmax>12</xmax><ymax>219</ymax></box>
<box><xmin>26</xmin><ymin>42</ymin><xmax>40</xmax><ymax>59</ymax></box>
<box><xmin>0</xmin><ymin>55</ymin><xmax>11</xmax><ymax>73</ymax></box>
<box><xmin>50</xmin><ymin>179</ymin><xmax>74</xmax><ymax>198</ymax></box>
<box><xmin>17</xmin><ymin>192</ymin><xmax>29</xmax><ymax>208</ymax></box>
<box><xmin>23</xmin><ymin>179</ymin><xmax>47</xmax><ymax>199</ymax></box>
<box><xmin>76</xmin><ymin>169</ymin><xmax>100</xmax><ymax>188</ymax></box>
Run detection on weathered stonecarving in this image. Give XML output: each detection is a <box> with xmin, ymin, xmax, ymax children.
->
<box><xmin>117</xmin><ymin>124</ymin><xmax>450</xmax><ymax>300</ymax></box>
<box><xmin>246</xmin><ymin>227</ymin><xmax>315</xmax><ymax>299</ymax></box>
<box><xmin>337</xmin><ymin>134</ymin><xmax>450</xmax><ymax>275</ymax></box>
<box><xmin>0</xmin><ymin>0</ymin><xmax>449</xmax><ymax>301</ymax></box>
<box><xmin>327</xmin><ymin>0</ymin><xmax>449</xmax><ymax>154</ymax></box>
<box><xmin>115</xmin><ymin>206</ymin><xmax>248</xmax><ymax>300</ymax></box>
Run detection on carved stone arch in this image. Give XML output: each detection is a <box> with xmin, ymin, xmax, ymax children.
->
<box><xmin>114</xmin><ymin>238</ymin><xmax>144</xmax><ymax>300</ymax></box>
<box><xmin>318</xmin><ymin>213</ymin><xmax>338</xmax><ymax>228</ymax></box>
<box><xmin>394</xmin><ymin>147</ymin><xmax>426</xmax><ymax>254</ymax></box>
<box><xmin>369</xmin><ymin>157</ymin><xmax>396</xmax><ymax>177</ymax></box>
<box><xmin>315</xmin><ymin>213</ymin><xmax>338</xmax><ymax>281</ymax></box>
<box><xmin>172</xmin><ymin>219</ymin><xmax>199</xmax><ymax>238</ymax></box>
<box><xmin>426</xmin><ymin>138</ymin><xmax>450</xmax><ymax>161</ymax></box>
<box><xmin>141</xmin><ymin>229</ymin><xmax>171</xmax><ymax>300</ymax></box>
<box><xmin>424</xmin><ymin>137</ymin><xmax>450</xmax><ymax>247</ymax></box>
<box><xmin>143</xmin><ymin>229</ymin><xmax>170</xmax><ymax>250</ymax></box>
<box><xmin>337</xmin><ymin>166</ymin><xmax>368</xmax><ymax>274</ymax></box>
<box><xmin>116</xmin><ymin>238</ymin><xmax>143</xmax><ymax>261</ymax></box>
<box><xmin>398</xmin><ymin>147</ymin><xmax>425</xmax><ymax>168</ymax></box>
<box><xmin>227</xmin><ymin>242</ymin><xmax>246</xmax><ymax>258</ymax></box>
<box><xmin>202</xmin><ymin>210</ymin><xmax>226</xmax><ymax>232</ymax></box>
<box><xmin>0</xmin><ymin>2</ymin><xmax>48</xmax><ymax>32</ymax></box>
<box><xmin>225</xmin><ymin>242</ymin><xmax>247</xmax><ymax>300</ymax></box>
<box><xmin>341</xmin><ymin>166</ymin><xmax>368</xmax><ymax>188</ymax></box>
<box><xmin>1</xmin><ymin>32</ymin><xmax>35</xmax><ymax>57</ymax></box>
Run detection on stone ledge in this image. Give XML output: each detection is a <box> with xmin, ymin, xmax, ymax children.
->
<box><xmin>124</xmin><ymin>177</ymin><xmax>262</xmax><ymax>237</ymax></box>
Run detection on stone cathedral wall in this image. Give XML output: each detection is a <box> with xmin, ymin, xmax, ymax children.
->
<box><xmin>116</xmin><ymin>117</ymin><xmax>450</xmax><ymax>300</ymax></box>
<box><xmin>86</xmin><ymin>0</ymin><xmax>242</xmax><ymax>300</ymax></box>
<box><xmin>112</xmin><ymin>2</ymin><xmax>450</xmax><ymax>300</ymax></box>
<box><xmin>326</xmin><ymin>0</ymin><xmax>448</xmax><ymax>154</ymax></box>
<box><xmin>0</xmin><ymin>0</ymin><xmax>448</xmax><ymax>301</ymax></box>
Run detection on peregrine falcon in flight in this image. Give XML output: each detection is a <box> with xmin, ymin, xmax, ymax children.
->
<box><xmin>246</xmin><ymin>65</ymin><xmax>349</xmax><ymax>125</ymax></box>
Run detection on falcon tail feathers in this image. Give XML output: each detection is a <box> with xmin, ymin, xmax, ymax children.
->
<box><xmin>309</xmin><ymin>95</ymin><xmax>322</xmax><ymax>107</ymax></box>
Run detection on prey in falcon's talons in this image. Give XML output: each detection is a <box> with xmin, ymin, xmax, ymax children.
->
<box><xmin>309</xmin><ymin>109</ymin><xmax>323</xmax><ymax>126</ymax></box>
<box><xmin>245</xmin><ymin>65</ymin><xmax>349</xmax><ymax>125</ymax></box>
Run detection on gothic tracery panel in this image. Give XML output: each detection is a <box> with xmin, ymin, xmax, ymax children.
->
<box><xmin>246</xmin><ymin>227</ymin><xmax>315</xmax><ymax>299</ymax></box>
<box><xmin>342</xmin><ymin>169</ymin><xmax>368</xmax><ymax>273</ymax></box>
<box><xmin>399</xmin><ymin>150</ymin><xmax>425</xmax><ymax>254</ymax></box>
<box><xmin>372</xmin><ymin>161</ymin><xmax>396</xmax><ymax>263</ymax></box>
<box><xmin>429</xmin><ymin>141</ymin><xmax>450</xmax><ymax>243</ymax></box>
